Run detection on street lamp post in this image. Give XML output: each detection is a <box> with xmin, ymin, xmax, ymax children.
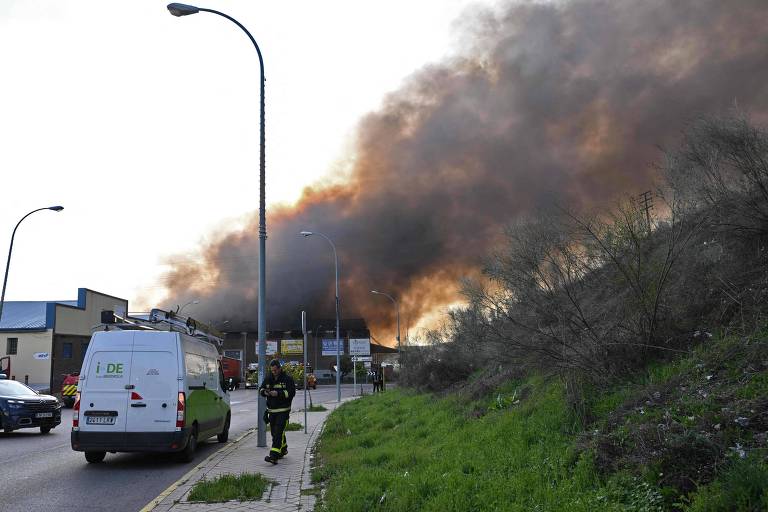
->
<box><xmin>0</xmin><ymin>206</ymin><xmax>64</xmax><ymax>322</ymax></box>
<box><xmin>371</xmin><ymin>289</ymin><xmax>401</xmax><ymax>357</ymax></box>
<box><xmin>176</xmin><ymin>299</ymin><xmax>199</xmax><ymax>315</ymax></box>
<box><xmin>167</xmin><ymin>3</ymin><xmax>269</xmax><ymax>447</ymax></box>
<box><xmin>241</xmin><ymin>331</ymin><xmax>247</xmax><ymax>383</ymax></box>
<box><xmin>300</xmin><ymin>231</ymin><xmax>341</xmax><ymax>402</ymax></box>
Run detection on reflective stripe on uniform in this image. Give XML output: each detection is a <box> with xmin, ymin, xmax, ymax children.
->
<box><xmin>268</xmin><ymin>407</ymin><xmax>290</xmax><ymax>413</ymax></box>
<box><xmin>283</xmin><ymin>390</ymin><xmax>289</xmax><ymax>398</ymax></box>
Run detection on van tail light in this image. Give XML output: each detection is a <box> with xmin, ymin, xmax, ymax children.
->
<box><xmin>176</xmin><ymin>392</ymin><xmax>185</xmax><ymax>430</ymax></box>
<box><xmin>131</xmin><ymin>391</ymin><xmax>143</xmax><ymax>400</ymax></box>
<box><xmin>72</xmin><ymin>392</ymin><xmax>81</xmax><ymax>430</ymax></box>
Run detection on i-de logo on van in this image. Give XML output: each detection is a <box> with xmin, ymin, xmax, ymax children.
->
<box><xmin>95</xmin><ymin>361</ymin><xmax>124</xmax><ymax>379</ymax></box>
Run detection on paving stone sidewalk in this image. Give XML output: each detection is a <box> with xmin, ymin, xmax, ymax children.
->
<box><xmin>143</xmin><ymin>397</ymin><xmax>355</xmax><ymax>512</ymax></box>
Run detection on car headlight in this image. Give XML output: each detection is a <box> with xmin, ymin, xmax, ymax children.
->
<box><xmin>7</xmin><ymin>400</ymin><xmax>23</xmax><ymax>409</ymax></box>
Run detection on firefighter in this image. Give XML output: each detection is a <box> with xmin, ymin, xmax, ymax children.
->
<box><xmin>259</xmin><ymin>359</ymin><xmax>296</xmax><ymax>464</ymax></box>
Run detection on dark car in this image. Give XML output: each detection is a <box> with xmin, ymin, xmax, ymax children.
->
<box><xmin>0</xmin><ymin>378</ymin><xmax>62</xmax><ymax>434</ymax></box>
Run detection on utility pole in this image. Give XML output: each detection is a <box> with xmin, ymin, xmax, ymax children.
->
<box><xmin>639</xmin><ymin>190</ymin><xmax>654</xmax><ymax>233</ymax></box>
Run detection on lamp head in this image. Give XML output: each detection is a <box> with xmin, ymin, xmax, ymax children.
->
<box><xmin>48</xmin><ymin>206</ymin><xmax>64</xmax><ymax>212</ymax></box>
<box><xmin>371</xmin><ymin>290</ymin><xmax>379</xmax><ymax>294</ymax></box>
<box><xmin>167</xmin><ymin>3</ymin><xmax>200</xmax><ymax>16</ymax></box>
<box><xmin>299</xmin><ymin>231</ymin><xmax>313</xmax><ymax>237</ymax></box>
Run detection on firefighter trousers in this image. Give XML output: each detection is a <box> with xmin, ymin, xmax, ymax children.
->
<box><xmin>268</xmin><ymin>410</ymin><xmax>289</xmax><ymax>459</ymax></box>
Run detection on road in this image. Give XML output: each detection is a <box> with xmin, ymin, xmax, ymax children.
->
<box><xmin>0</xmin><ymin>384</ymin><xmax>364</xmax><ymax>512</ymax></box>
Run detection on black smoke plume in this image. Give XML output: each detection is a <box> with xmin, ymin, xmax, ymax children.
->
<box><xmin>160</xmin><ymin>0</ymin><xmax>768</xmax><ymax>342</ymax></box>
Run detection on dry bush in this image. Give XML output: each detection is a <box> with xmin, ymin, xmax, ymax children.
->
<box><xmin>666</xmin><ymin>113</ymin><xmax>768</xmax><ymax>234</ymax></box>
<box><xmin>404</xmin><ymin>114</ymin><xmax>768</xmax><ymax>393</ymax></box>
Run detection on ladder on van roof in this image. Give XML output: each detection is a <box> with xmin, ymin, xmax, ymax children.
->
<box><xmin>94</xmin><ymin>308</ymin><xmax>224</xmax><ymax>347</ymax></box>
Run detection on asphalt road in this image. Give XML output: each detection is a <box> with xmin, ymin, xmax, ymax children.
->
<box><xmin>0</xmin><ymin>384</ymin><xmax>364</xmax><ymax>512</ymax></box>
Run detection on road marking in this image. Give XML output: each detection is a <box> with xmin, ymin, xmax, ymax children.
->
<box><xmin>138</xmin><ymin>428</ymin><xmax>255</xmax><ymax>512</ymax></box>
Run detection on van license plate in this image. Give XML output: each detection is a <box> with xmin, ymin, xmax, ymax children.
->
<box><xmin>35</xmin><ymin>412</ymin><xmax>53</xmax><ymax>418</ymax></box>
<box><xmin>86</xmin><ymin>416</ymin><xmax>116</xmax><ymax>425</ymax></box>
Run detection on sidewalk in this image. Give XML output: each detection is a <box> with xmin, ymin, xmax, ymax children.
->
<box><xmin>142</xmin><ymin>396</ymin><xmax>356</xmax><ymax>512</ymax></box>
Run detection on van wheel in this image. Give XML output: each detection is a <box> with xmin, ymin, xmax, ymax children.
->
<box><xmin>40</xmin><ymin>426</ymin><xmax>51</xmax><ymax>434</ymax></box>
<box><xmin>217</xmin><ymin>415</ymin><xmax>230</xmax><ymax>443</ymax></box>
<box><xmin>178</xmin><ymin>426</ymin><xmax>198</xmax><ymax>463</ymax></box>
<box><xmin>85</xmin><ymin>451</ymin><xmax>106</xmax><ymax>463</ymax></box>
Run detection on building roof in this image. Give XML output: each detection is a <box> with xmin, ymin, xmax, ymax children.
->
<box><xmin>223</xmin><ymin>318</ymin><xmax>371</xmax><ymax>339</ymax></box>
<box><xmin>0</xmin><ymin>300</ymin><xmax>77</xmax><ymax>331</ymax></box>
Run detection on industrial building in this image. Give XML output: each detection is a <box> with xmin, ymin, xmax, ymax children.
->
<box><xmin>1</xmin><ymin>289</ymin><xmax>396</xmax><ymax>392</ymax></box>
<box><xmin>0</xmin><ymin>288</ymin><xmax>128</xmax><ymax>392</ymax></box>
<box><xmin>220</xmin><ymin>318</ymin><xmax>398</xmax><ymax>383</ymax></box>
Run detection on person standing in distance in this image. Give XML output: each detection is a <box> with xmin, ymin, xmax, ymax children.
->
<box><xmin>259</xmin><ymin>359</ymin><xmax>296</xmax><ymax>464</ymax></box>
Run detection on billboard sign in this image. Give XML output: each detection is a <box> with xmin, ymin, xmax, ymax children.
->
<box><xmin>256</xmin><ymin>341</ymin><xmax>278</xmax><ymax>356</ymax></box>
<box><xmin>322</xmin><ymin>338</ymin><xmax>343</xmax><ymax>356</ymax></box>
<box><xmin>282</xmin><ymin>339</ymin><xmax>304</xmax><ymax>355</ymax></box>
<box><xmin>349</xmin><ymin>338</ymin><xmax>371</xmax><ymax>356</ymax></box>
<box><xmin>223</xmin><ymin>350</ymin><xmax>242</xmax><ymax>360</ymax></box>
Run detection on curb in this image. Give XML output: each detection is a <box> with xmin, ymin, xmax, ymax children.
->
<box><xmin>138</xmin><ymin>428</ymin><xmax>256</xmax><ymax>512</ymax></box>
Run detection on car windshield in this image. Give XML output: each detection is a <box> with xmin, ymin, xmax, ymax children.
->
<box><xmin>0</xmin><ymin>380</ymin><xmax>38</xmax><ymax>396</ymax></box>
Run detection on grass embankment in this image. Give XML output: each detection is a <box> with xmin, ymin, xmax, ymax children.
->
<box><xmin>312</xmin><ymin>334</ymin><xmax>768</xmax><ymax>511</ymax></box>
<box><xmin>585</xmin><ymin>332</ymin><xmax>768</xmax><ymax>511</ymax></box>
<box><xmin>313</xmin><ymin>380</ymin><xmax>616</xmax><ymax>511</ymax></box>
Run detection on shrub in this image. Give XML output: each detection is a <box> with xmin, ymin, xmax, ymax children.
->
<box><xmin>685</xmin><ymin>457</ymin><xmax>768</xmax><ymax>511</ymax></box>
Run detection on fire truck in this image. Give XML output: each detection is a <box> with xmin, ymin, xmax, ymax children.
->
<box><xmin>61</xmin><ymin>372</ymin><xmax>79</xmax><ymax>407</ymax></box>
<box><xmin>221</xmin><ymin>356</ymin><xmax>242</xmax><ymax>390</ymax></box>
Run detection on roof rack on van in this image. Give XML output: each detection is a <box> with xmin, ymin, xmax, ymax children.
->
<box><xmin>94</xmin><ymin>309</ymin><xmax>224</xmax><ymax>346</ymax></box>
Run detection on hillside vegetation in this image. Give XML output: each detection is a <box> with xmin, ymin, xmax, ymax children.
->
<box><xmin>312</xmin><ymin>114</ymin><xmax>768</xmax><ymax>510</ymax></box>
<box><xmin>313</xmin><ymin>332</ymin><xmax>768</xmax><ymax>510</ymax></box>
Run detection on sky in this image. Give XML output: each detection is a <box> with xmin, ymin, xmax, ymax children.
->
<box><xmin>5</xmin><ymin>1</ymin><xmax>768</xmax><ymax>345</ymax></box>
<box><xmin>0</xmin><ymin>0</ymin><xmax>485</xmax><ymax>311</ymax></box>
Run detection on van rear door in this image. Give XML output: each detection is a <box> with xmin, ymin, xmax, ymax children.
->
<box><xmin>125</xmin><ymin>332</ymin><xmax>178</xmax><ymax>433</ymax></box>
<box><xmin>79</xmin><ymin>331</ymin><xmax>133</xmax><ymax>434</ymax></box>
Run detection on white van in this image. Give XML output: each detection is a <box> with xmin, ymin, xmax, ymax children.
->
<box><xmin>71</xmin><ymin>328</ymin><xmax>231</xmax><ymax>463</ymax></box>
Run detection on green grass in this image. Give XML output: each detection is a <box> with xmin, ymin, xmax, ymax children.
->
<box><xmin>313</xmin><ymin>382</ymin><xmax>654</xmax><ymax>511</ymax></box>
<box><xmin>308</xmin><ymin>404</ymin><xmax>328</xmax><ymax>412</ymax></box>
<box><xmin>285</xmin><ymin>422</ymin><xmax>303</xmax><ymax>431</ymax></box>
<box><xmin>684</xmin><ymin>457</ymin><xmax>768</xmax><ymax>511</ymax></box>
<box><xmin>309</xmin><ymin>332</ymin><xmax>768</xmax><ymax>511</ymax></box>
<box><xmin>187</xmin><ymin>473</ymin><xmax>272</xmax><ymax>503</ymax></box>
